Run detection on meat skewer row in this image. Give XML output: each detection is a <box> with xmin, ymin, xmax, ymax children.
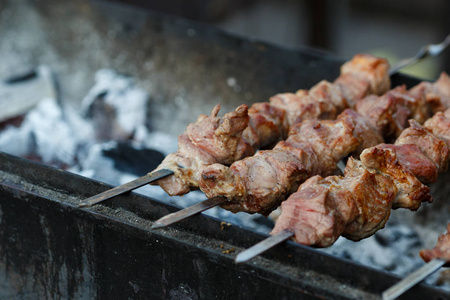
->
<box><xmin>382</xmin><ymin>224</ymin><xmax>450</xmax><ymax>300</ymax></box>
<box><xmin>153</xmin><ymin>54</ymin><xmax>391</xmax><ymax>196</ymax></box>
<box><xmin>236</xmin><ymin>107</ymin><xmax>450</xmax><ymax>264</ymax></box>
<box><xmin>198</xmin><ymin>74</ymin><xmax>450</xmax><ymax>216</ymax></box>
<box><xmin>151</xmin><ymin>74</ymin><xmax>450</xmax><ymax>228</ymax></box>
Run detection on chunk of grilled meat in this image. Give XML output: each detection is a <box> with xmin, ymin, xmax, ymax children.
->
<box><xmin>154</xmin><ymin>104</ymin><xmax>252</xmax><ymax>195</ymax></box>
<box><xmin>272</xmin><ymin>108</ymin><xmax>450</xmax><ymax>247</ymax></box>
<box><xmin>358</xmin><ymin>146</ymin><xmax>432</xmax><ymax>210</ymax></box>
<box><xmin>155</xmin><ymin>54</ymin><xmax>391</xmax><ymax>196</ymax></box>
<box><xmin>273</xmin><ymin>167</ymin><xmax>396</xmax><ymax>247</ymax></box>
<box><xmin>420</xmin><ymin>224</ymin><xmax>450</xmax><ymax>264</ymax></box>
<box><xmin>355</xmin><ymin>86</ymin><xmax>428</xmax><ymax>140</ymax></box>
<box><xmin>334</xmin><ymin>53</ymin><xmax>391</xmax><ymax>106</ymax></box>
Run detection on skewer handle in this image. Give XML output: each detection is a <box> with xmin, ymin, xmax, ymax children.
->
<box><xmin>389</xmin><ymin>34</ymin><xmax>450</xmax><ymax>75</ymax></box>
<box><xmin>78</xmin><ymin>169</ymin><xmax>174</xmax><ymax>207</ymax></box>
<box><xmin>382</xmin><ymin>258</ymin><xmax>446</xmax><ymax>300</ymax></box>
<box><xmin>235</xmin><ymin>229</ymin><xmax>294</xmax><ymax>264</ymax></box>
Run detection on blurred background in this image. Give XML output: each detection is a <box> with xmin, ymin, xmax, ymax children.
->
<box><xmin>119</xmin><ymin>0</ymin><xmax>450</xmax><ymax>79</ymax></box>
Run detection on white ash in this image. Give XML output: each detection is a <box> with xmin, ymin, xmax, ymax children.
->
<box><xmin>0</xmin><ymin>122</ymin><xmax>34</xmax><ymax>158</ymax></box>
<box><xmin>0</xmin><ymin>97</ymin><xmax>94</xmax><ymax>166</ymax></box>
<box><xmin>81</xmin><ymin>69</ymin><xmax>148</xmax><ymax>141</ymax></box>
<box><xmin>0</xmin><ymin>66</ymin><xmax>56</xmax><ymax>122</ymax></box>
<box><xmin>135</xmin><ymin>128</ymin><xmax>178</xmax><ymax>156</ymax></box>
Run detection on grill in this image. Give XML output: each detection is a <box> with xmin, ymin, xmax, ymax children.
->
<box><xmin>0</xmin><ymin>152</ymin><xmax>447</xmax><ymax>299</ymax></box>
<box><xmin>0</xmin><ymin>1</ymin><xmax>449</xmax><ymax>299</ymax></box>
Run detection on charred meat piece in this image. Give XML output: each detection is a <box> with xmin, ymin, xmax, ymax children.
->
<box><xmin>424</xmin><ymin>111</ymin><xmax>450</xmax><ymax>145</ymax></box>
<box><xmin>244</xmin><ymin>102</ymin><xmax>289</xmax><ymax>151</ymax></box>
<box><xmin>374</xmin><ymin>144</ymin><xmax>438</xmax><ymax>184</ymax></box>
<box><xmin>271</xmin><ymin>162</ymin><xmax>397</xmax><ymax>247</ymax></box>
<box><xmin>334</xmin><ymin>53</ymin><xmax>391</xmax><ymax>106</ymax></box>
<box><xmin>359</xmin><ymin>146</ymin><xmax>432</xmax><ymax>210</ymax></box>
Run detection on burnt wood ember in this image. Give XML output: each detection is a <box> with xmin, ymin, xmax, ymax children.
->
<box><xmin>382</xmin><ymin>221</ymin><xmax>450</xmax><ymax>300</ymax></box>
<box><xmin>101</xmin><ymin>142</ymin><xmax>165</xmax><ymax>176</ymax></box>
<box><xmin>0</xmin><ymin>67</ymin><xmax>56</xmax><ymax>123</ymax></box>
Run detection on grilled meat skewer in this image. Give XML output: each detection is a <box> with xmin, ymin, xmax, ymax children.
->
<box><xmin>200</xmin><ymin>109</ymin><xmax>382</xmax><ymax>216</ymax></box>
<box><xmin>79</xmin><ymin>54</ymin><xmax>391</xmax><ymax>208</ymax></box>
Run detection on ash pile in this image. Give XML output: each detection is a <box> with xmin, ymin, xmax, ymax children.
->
<box><xmin>0</xmin><ymin>67</ymin><xmax>449</xmax><ymax>291</ymax></box>
<box><xmin>0</xmin><ymin>67</ymin><xmax>274</xmax><ymax>233</ymax></box>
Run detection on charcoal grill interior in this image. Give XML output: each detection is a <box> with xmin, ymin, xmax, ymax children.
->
<box><xmin>0</xmin><ymin>1</ymin><xmax>449</xmax><ymax>299</ymax></box>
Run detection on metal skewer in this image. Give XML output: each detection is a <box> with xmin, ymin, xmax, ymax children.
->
<box><xmin>388</xmin><ymin>34</ymin><xmax>450</xmax><ymax>75</ymax></box>
<box><xmin>381</xmin><ymin>259</ymin><xmax>446</xmax><ymax>300</ymax></box>
<box><xmin>78</xmin><ymin>169</ymin><xmax>174</xmax><ymax>207</ymax></box>
<box><xmin>235</xmin><ymin>229</ymin><xmax>294</xmax><ymax>264</ymax></box>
